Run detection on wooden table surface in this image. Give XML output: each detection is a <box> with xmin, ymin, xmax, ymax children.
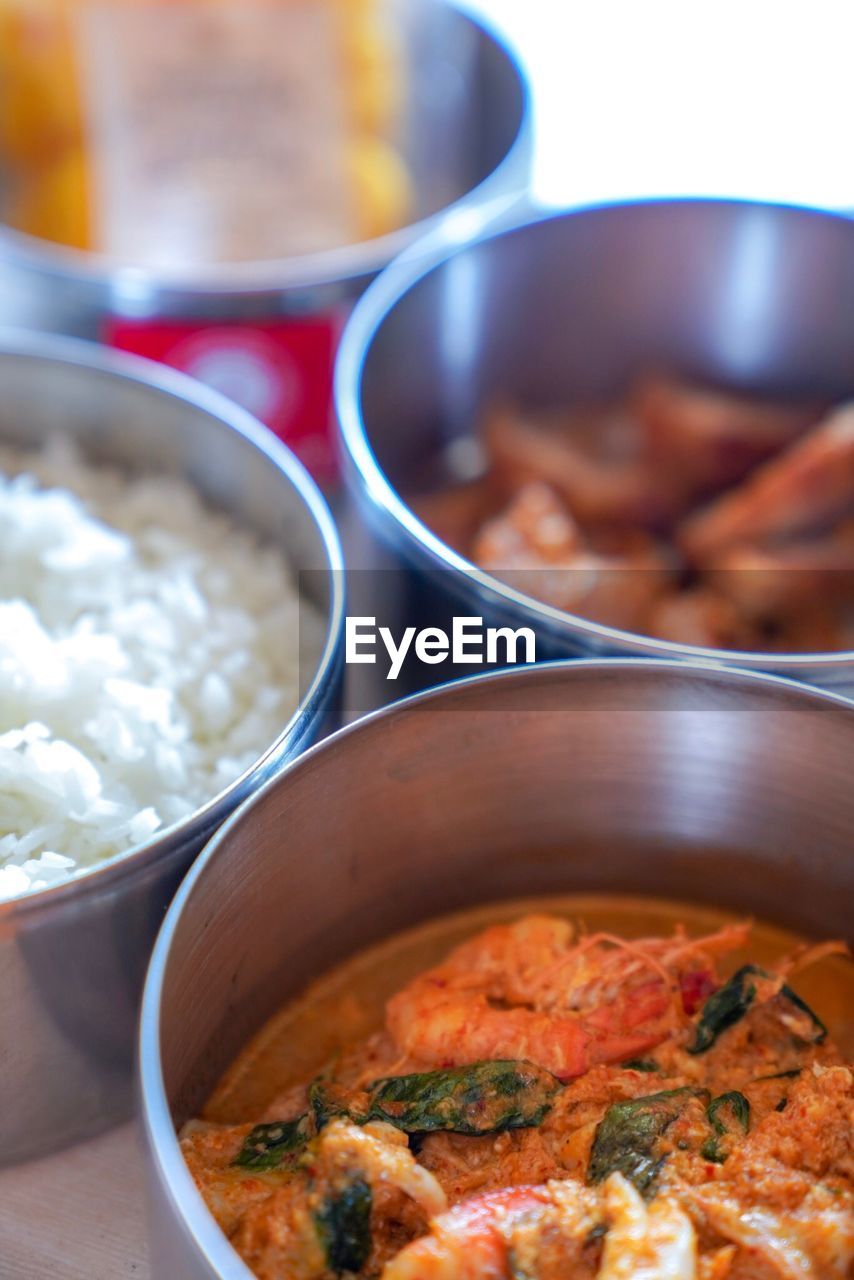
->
<box><xmin>0</xmin><ymin>1125</ymin><xmax>148</xmax><ymax>1279</ymax></box>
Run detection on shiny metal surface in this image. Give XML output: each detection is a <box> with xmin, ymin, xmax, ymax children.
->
<box><xmin>0</xmin><ymin>7</ymin><xmax>529</xmax><ymax>334</ymax></box>
<box><xmin>337</xmin><ymin>199</ymin><xmax>854</xmax><ymax>698</ymax></box>
<box><xmin>141</xmin><ymin>659</ymin><xmax>854</xmax><ymax>1279</ymax></box>
<box><xmin>0</xmin><ymin>332</ymin><xmax>344</xmax><ymax>1165</ymax></box>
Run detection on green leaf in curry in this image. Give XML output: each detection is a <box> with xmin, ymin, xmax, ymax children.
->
<box><xmin>310</xmin><ymin>1079</ymin><xmax>369</xmax><ymax>1131</ymax></box>
<box><xmin>776</xmin><ymin>983</ymin><xmax>828</xmax><ymax>1044</ymax></box>
<box><xmin>365</xmin><ymin>1060</ymin><xmax>562</xmax><ymax>1135</ymax></box>
<box><xmin>688</xmin><ymin>964</ymin><xmax>826</xmax><ymax>1054</ymax></box>
<box><xmin>688</xmin><ymin>966</ymin><xmax>759</xmax><ymax>1054</ymax></box>
<box><xmin>707</xmin><ymin>1090</ymin><xmax>750</xmax><ymax>1136</ymax></box>
<box><xmin>280</xmin><ymin>1058</ymin><xmax>561</xmax><ymax>1162</ymax></box>
<box><xmin>588</xmin><ymin>1087</ymin><xmax>710</xmax><ymax>1195</ymax></box>
<box><xmin>315</xmin><ymin>1177</ymin><xmax>372</xmax><ymax>1276</ymax></box>
<box><xmin>701</xmin><ymin>1090</ymin><xmax>750</xmax><ymax>1163</ymax></box>
<box><xmin>233</xmin><ymin>1114</ymin><xmax>313</xmax><ymax>1172</ymax></box>
<box><xmin>621</xmin><ymin>1059</ymin><xmax>660</xmax><ymax>1073</ymax></box>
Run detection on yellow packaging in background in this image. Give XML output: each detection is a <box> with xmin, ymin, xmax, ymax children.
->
<box><xmin>0</xmin><ymin>0</ymin><xmax>411</xmax><ymax>263</ymax></box>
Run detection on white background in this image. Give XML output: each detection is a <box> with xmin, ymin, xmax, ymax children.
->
<box><xmin>462</xmin><ymin>0</ymin><xmax>854</xmax><ymax>212</ymax></box>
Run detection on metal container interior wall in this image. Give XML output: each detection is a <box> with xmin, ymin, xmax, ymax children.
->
<box><xmin>0</xmin><ymin>6</ymin><xmax>530</xmax><ymax>335</ymax></box>
<box><xmin>0</xmin><ymin>333</ymin><xmax>344</xmax><ymax>1165</ymax></box>
<box><xmin>141</xmin><ymin>659</ymin><xmax>854</xmax><ymax>1279</ymax></box>
<box><xmin>338</xmin><ymin>199</ymin><xmax>854</xmax><ymax>703</ymax></box>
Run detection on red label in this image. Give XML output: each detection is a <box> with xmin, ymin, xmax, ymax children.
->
<box><xmin>105</xmin><ymin>316</ymin><xmax>343</xmax><ymax>485</ymax></box>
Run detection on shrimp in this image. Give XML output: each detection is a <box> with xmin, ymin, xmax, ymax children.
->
<box><xmin>767</xmin><ymin>607</ymin><xmax>850</xmax><ymax>654</ymax></box>
<box><xmin>679</xmin><ymin>402</ymin><xmax>854</xmax><ymax>560</ymax></box>
<box><xmin>647</xmin><ymin>565</ymin><xmax>853</xmax><ymax>652</ymax></box>
<box><xmin>386</xmin><ymin>915</ymin><xmax>749</xmax><ymax>1081</ymax></box>
<box><xmin>484</xmin><ymin>403</ymin><xmax>683</xmax><ymax>528</ymax></box>
<box><xmin>380</xmin><ymin>1179</ymin><xmax>602</xmax><ymax>1280</ymax></box>
<box><xmin>632</xmin><ymin>373</ymin><xmax>821</xmax><ymax>489</ymax></box>
<box><xmin>706</xmin><ymin>525</ymin><xmax>854</xmax><ymax>618</ymax></box>
<box><xmin>473</xmin><ymin>482</ymin><xmax>672</xmax><ymax>631</ymax></box>
<box><xmin>645</xmin><ymin>587</ymin><xmax>762</xmax><ymax>650</ymax></box>
<box><xmin>381</xmin><ymin>1174</ymin><xmax>698</xmax><ymax>1280</ymax></box>
<box><xmin>472</xmin><ymin>481</ymin><xmax>586</xmax><ymax>566</ymax></box>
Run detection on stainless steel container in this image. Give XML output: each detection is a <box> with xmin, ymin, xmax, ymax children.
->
<box><xmin>337</xmin><ymin>199</ymin><xmax>854</xmax><ymax>701</ymax></box>
<box><xmin>140</xmin><ymin>659</ymin><xmax>854</xmax><ymax>1279</ymax></box>
<box><xmin>0</xmin><ymin>5</ymin><xmax>529</xmax><ymax>479</ymax></box>
<box><xmin>0</xmin><ymin>331</ymin><xmax>344</xmax><ymax>1165</ymax></box>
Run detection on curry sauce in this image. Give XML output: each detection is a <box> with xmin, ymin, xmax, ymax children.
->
<box><xmin>184</xmin><ymin>895</ymin><xmax>854</xmax><ymax>1279</ymax></box>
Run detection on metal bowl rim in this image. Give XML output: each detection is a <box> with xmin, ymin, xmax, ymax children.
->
<box><xmin>0</xmin><ymin>329</ymin><xmax>345</xmax><ymax>920</ymax></box>
<box><xmin>336</xmin><ymin>194</ymin><xmax>854</xmax><ymax>671</ymax></box>
<box><xmin>139</xmin><ymin>654</ymin><xmax>854</xmax><ymax>1280</ymax></box>
<box><xmin>0</xmin><ymin>9</ymin><xmax>530</xmax><ymax>301</ymax></box>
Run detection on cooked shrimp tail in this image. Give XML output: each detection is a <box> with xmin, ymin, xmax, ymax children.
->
<box><xmin>382</xmin><ymin>1174</ymin><xmax>698</xmax><ymax>1280</ymax></box>
<box><xmin>387</xmin><ymin>916</ymin><xmax>750</xmax><ymax>1080</ymax></box>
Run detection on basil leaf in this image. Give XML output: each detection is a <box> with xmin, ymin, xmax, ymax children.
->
<box><xmin>700</xmin><ymin>1090</ymin><xmax>750</xmax><ymax>1164</ymax></box>
<box><xmin>777</xmin><ymin>984</ymin><xmax>827</xmax><ymax>1045</ymax></box>
<box><xmin>365</xmin><ymin>1060</ymin><xmax>562</xmax><ymax>1136</ymax></box>
<box><xmin>315</xmin><ymin>1177</ymin><xmax>372</xmax><ymax>1275</ymax></box>
<box><xmin>233</xmin><ymin>1114</ymin><xmax>312</xmax><ymax>1172</ymax></box>
<box><xmin>707</xmin><ymin>1090</ymin><xmax>750</xmax><ymax>1137</ymax></box>
<box><xmin>588</xmin><ymin>1087</ymin><xmax>710</xmax><ymax>1195</ymax></box>
<box><xmin>310</xmin><ymin>1079</ymin><xmax>365</xmax><ymax>1132</ymax></box>
<box><xmin>689</xmin><ymin>965</ymin><xmax>827</xmax><ymax>1054</ymax></box>
<box><xmin>688</xmin><ymin>965</ymin><xmax>760</xmax><ymax>1054</ymax></box>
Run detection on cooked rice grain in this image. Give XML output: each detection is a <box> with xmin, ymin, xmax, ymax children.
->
<box><xmin>0</xmin><ymin>439</ymin><xmax>323</xmax><ymax>901</ymax></box>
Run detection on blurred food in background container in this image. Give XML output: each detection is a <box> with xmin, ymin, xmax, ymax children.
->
<box><xmin>337</xmin><ymin>198</ymin><xmax>854</xmax><ymax>703</ymax></box>
<box><xmin>0</xmin><ymin>0</ymin><xmax>529</xmax><ymax>483</ymax></box>
<box><xmin>1</xmin><ymin>0</ymin><xmax>410</xmax><ymax>259</ymax></box>
<box><xmin>441</xmin><ymin>386</ymin><xmax>854</xmax><ymax>654</ymax></box>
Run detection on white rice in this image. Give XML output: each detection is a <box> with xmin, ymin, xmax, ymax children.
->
<box><xmin>0</xmin><ymin>438</ymin><xmax>324</xmax><ymax>902</ymax></box>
